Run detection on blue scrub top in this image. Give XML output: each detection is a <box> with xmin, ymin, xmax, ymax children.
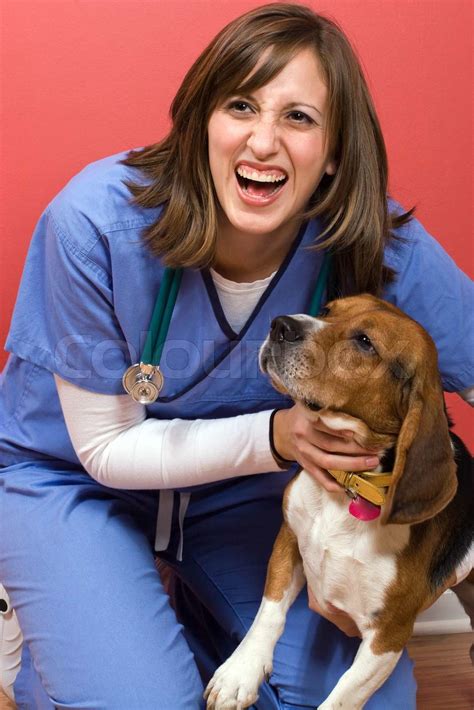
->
<box><xmin>0</xmin><ymin>151</ymin><xmax>473</xmax><ymax>467</ymax></box>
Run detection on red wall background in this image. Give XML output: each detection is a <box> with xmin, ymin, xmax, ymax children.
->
<box><xmin>1</xmin><ymin>0</ymin><xmax>472</xmax><ymax>445</ymax></box>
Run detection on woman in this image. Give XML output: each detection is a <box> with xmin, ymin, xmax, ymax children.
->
<box><xmin>0</xmin><ymin>4</ymin><xmax>472</xmax><ymax>708</ymax></box>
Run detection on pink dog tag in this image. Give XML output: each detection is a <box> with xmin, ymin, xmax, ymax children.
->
<box><xmin>349</xmin><ymin>496</ymin><xmax>381</xmax><ymax>521</ymax></box>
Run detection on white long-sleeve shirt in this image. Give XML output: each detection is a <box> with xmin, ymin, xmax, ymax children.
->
<box><xmin>56</xmin><ymin>269</ymin><xmax>282</xmax><ymax>489</ymax></box>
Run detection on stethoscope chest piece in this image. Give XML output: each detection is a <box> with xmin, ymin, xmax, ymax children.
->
<box><xmin>122</xmin><ymin>363</ymin><xmax>164</xmax><ymax>404</ymax></box>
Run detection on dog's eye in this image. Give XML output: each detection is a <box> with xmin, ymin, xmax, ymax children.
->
<box><xmin>352</xmin><ymin>332</ymin><xmax>376</xmax><ymax>353</ymax></box>
<box><xmin>304</xmin><ymin>399</ymin><xmax>322</xmax><ymax>412</ymax></box>
<box><xmin>318</xmin><ymin>306</ymin><xmax>331</xmax><ymax>317</ymax></box>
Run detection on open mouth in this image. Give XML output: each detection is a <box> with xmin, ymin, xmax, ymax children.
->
<box><xmin>235</xmin><ymin>166</ymin><xmax>288</xmax><ymax>200</ymax></box>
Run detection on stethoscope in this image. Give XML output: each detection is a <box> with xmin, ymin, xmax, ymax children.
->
<box><xmin>122</xmin><ymin>253</ymin><xmax>332</xmax><ymax>405</ymax></box>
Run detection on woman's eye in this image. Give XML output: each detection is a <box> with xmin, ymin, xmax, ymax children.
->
<box><xmin>288</xmin><ymin>111</ymin><xmax>313</xmax><ymax>125</ymax></box>
<box><xmin>352</xmin><ymin>332</ymin><xmax>376</xmax><ymax>353</ymax></box>
<box><xmin>228</xmin><ymin>100</ymin><xmax>252</xmax><ymax>114</ymax></box>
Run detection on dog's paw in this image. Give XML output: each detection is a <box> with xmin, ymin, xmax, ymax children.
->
<box><xmin>204</xmin><ymin>648</ymin><xmax>272</xmax><ymax>710</ymax></box>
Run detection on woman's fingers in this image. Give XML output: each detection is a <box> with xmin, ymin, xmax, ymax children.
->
<box><xmin>298</xmin><ymin>440</ymin><xmax>379</xmax><ymax>472</ymax></box>
<box><xmin>292</xmin><ymin>403</ymin><xmax>379</xmax><ymax>455</ymax></box>
<box><xmin>297</xmin><ymin>442</ymin><xmax>379</xmax><ymax>492</ymax></box>
<box><xmin>304</xmin><ymin>428</ymin><xmax>378</xmax><ymax>456</ymax></box>
<box><xmin>272</xmin><ymin>406</ymin><xmax>380</xmax><ymax>491</ymax></box>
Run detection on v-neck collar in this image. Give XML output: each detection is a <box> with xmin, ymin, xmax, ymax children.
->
<box><xmin>201</xmin><ymin>221</ymin><xmax>308</xmax><ymax>341</ymax></box>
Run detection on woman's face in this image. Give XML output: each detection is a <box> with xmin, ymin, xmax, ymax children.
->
<box><xmin>208</xmin><ymin>47</ymin><xmax>336</xmax><ymax>243</ymax></box>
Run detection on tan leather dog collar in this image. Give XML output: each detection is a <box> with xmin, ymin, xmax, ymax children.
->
<box><xmin>327</xmin><ymin>470</ymin><xmax>392</xmax><ymax>506</ymax></box>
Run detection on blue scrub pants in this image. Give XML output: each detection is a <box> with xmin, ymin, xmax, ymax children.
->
<box><xmin>0</xmin><ymin>462</ymin><xmax>416</xmax><ymax>709</ymax></box>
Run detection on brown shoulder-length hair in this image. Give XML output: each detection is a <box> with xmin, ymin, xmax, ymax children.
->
<box><xmin>122</xmin><ymin>3</ymin><xmax>412</xmax><ymax>296</ymax></box>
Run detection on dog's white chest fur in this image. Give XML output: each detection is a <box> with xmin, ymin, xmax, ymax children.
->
<box><xmin>285</xmin><ymin>470</ymin><xmax>409</xmax><ymax>631</ymax></box>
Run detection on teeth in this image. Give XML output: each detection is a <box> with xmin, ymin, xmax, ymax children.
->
<box><xmin>236</xmin><ymin>166</ymin><xmax>286</xmax><ymax>183</ymax></box>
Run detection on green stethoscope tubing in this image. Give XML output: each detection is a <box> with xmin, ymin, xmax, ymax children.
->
<box><xmin>123</xmin><ymin>251</ymin><xmax>332</xmax><ymax>402</ymax></box>
<box><xmin>308</xmin><ymin>251</ymin><xmax>332</xmax><ymax>317</ymax></box>
<box><xmin>141</xmin><ymin>266</ymin><xmax>184</xmax><ymax>366</ymax></box>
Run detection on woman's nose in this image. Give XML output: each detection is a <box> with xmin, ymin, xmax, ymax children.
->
<box><xmin>246</xmin><ymin>119</ymin><xmax>280</xmax><ymax>158</ymax></box>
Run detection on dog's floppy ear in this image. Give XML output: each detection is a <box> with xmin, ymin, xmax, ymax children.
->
<box><xmin>381</xmin><ymin>372</ymin><xmax>457</xmax><ymax>526</ymax></box>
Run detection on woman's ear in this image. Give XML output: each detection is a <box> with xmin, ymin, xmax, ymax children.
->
<box><xmin>380</xmin><ymin>373</ymin><xmax>457</xmax><ymax>526</ymax></box>
<box><xmin>325</xmin><ymin>158</ymin><xmax>337</xmax><ymax>176</ymax></box>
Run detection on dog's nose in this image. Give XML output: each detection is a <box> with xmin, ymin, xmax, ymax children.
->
<box><xmin>270</xmin><ymin>316</ymin><xmax>304</xmax><ymax>343</ymax></box>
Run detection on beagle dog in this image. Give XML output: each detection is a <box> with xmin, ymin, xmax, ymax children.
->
<box><xmin>205</xmin><ymin>294</ymin><xmax>473</xmax><ymax>710</ymax></box>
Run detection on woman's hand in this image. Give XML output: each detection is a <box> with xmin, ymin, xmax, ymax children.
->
<box><xmin>272</xmin><ymin>403</ymin><xmax>380</xmax><ymax>491</ymax></box>
<box><xmin>307</xmin><ymin>588</ymin><xmax>361</xmax><ymax>638</ymax></box>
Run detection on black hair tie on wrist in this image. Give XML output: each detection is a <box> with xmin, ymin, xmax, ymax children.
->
<box><xmin>269</xmin><ymin>409</ymin><xmax>296</xmax><ymax>470</ymax></box>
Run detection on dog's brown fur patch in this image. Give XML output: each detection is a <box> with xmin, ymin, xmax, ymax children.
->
<box><xmin>264</xmin><ymin>519</ymin><xmax>301</xmax><ymax>602</ymax></box>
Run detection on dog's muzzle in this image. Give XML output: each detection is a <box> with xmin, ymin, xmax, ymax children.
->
<box><xmin>260</xmin><ymin>314</ymin><xmax>318</xmax><ymax>377</ymax></box>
